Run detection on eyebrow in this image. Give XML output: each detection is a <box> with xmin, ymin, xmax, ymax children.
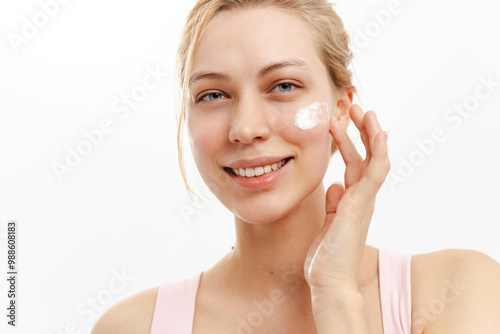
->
<box><xmin>258</xmin><ymin>59</ymin><xmax>311</xmax><ymax>78</ymax></box>
<box><xmin>189</xmin><ymin>72</ymin><xmax>230</xmax><ymax>88</ymax></box>
<box><xmin>188</xmin><ymin>59</ymin><xmax>311</xmax><ymax>87</ymax></box>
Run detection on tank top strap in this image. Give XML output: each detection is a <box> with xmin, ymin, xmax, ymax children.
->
<box><xmin>378</xmin><ymin>248</ymin><xmax>412</xmax><ymax>334</ymax></box>
<box><xmin>150</xmin><ymin>272</ymin><xmax>203</xmax><ymax>334</ymax></box>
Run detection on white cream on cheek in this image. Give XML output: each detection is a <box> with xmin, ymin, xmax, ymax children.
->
<box><xmin>294</xmin><ymin>102</ymin><xmax>330</xmax><ymax>130</ymax></box>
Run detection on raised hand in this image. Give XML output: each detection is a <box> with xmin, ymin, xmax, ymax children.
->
<box><xmin>304</xmin><ymin>104</ymin><xmax>390</xmax><ymax>293</ymax></box>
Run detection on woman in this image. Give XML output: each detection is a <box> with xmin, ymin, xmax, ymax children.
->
<box><xmin>92</xmin><ymin>0</ymin><xmax>500</xmax><ymax>333</ymax></box>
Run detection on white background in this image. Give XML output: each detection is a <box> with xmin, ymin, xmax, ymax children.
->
<box><xmin>1</xmin><ymin>0</ymin><xmax>499</xmax><ymax>333</ymax></box>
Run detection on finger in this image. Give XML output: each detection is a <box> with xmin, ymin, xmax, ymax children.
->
<box><xmin>319</xmin><ymin>183</ymin><xmax>345</xmax><ymax>242</ymax></box>
<box><xmin>325</xmin><ymin>182</ymin><xmax>345</xmax><ymax>214</ymax></box>
<box><xmin>304</xmin><ymin>183</ymin><xmax>344</xmax><ymax>278</ymax></box>
<box><xmin>330</xmin><ymin>117</ymin><xmax>363</xmax><ymax>188</ymax></box>
<box><xmin>359</xmin><ymin>130</ymin><xmax>390</xmax><ymax>199</ymax></box>
<box><xmin>349</xmin><ymin>105</ymin><xmax>371</xmax><ymax>160</ymax></box>
<box><xmin>316</xmin><ymin>183</ymin><xmax>345</xmax><ymax>246</ymax></box>
<box><xmin>364</xmin><ymin>110</ymin><xmax>383</xmax><ymax>156</ymax></box>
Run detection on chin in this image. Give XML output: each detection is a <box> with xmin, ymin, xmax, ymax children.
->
<box><xmin>230</xmin><ymin>181</ymin><xmax>321</xmax><ymax>225</ymax></box>
<box><xmin>233</xmin><ymin>203</ymin><xmax>292</xmax><ymax>224</ymax></box>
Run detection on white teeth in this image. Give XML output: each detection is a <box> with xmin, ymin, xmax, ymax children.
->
<box><xmin>231</xmin><ymin>159</ymin><xmax>288</xmax><ymax>178</ymax></box>
<box><xmin>245</xmin><ymin>168</ymin><xmax>255</xmax><ymax>177</ymax></box>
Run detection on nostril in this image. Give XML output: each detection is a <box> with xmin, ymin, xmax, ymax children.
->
<box><xmin>229</xmin><ymin>120</ymin><xmax>271</xmax><ymax>144</ymax></box>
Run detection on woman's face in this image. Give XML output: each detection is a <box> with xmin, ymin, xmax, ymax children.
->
<box><xmin>187</xmin><ymin>7</ymin><xmax>342</xmax><ymax>223</ymax></box>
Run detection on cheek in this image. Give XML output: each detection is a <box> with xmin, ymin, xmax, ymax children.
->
<box><xmin>187</xmin><ymin>114</ymin><xmax>224</xmax><ymax>168</ymax></box>
<box><xmin>280</xmin><ymin>120</ymin><xmax>332</xmax><ymax>175</ymax></box>
<box><xmin>270</xmin><ymin>101</ymin><xmax>331</xmax><ymax>132</ymax></box>
<box><xmin>295</xmin><ymin>126</ymin><xmax>332</xmax><ymax>163</ymax></box>
<box><xmin>284</xmin><ymin>124</ymin><xmax>331</xmax><ymax>147</ymax></box>
<box><xmin>299</xmin><ymin>128</ymin><xmax>332</xmax><ymax>189</ymax></box>
<box><xmin>272</xmin><ymin>101</ymin><xmax>332</xmax><ymax>156</ymax></box>
<box><xmin>188</xmin><ymin>117</ymin><xmax>232</xmax><ymax>195</ymax></box>
<box><xmin>273</xmin><ymin>104</ymin><xmax>332</xmax><ymax>180</ymax></box>
<box><xmin>294</xmin><ymin>102</ymin><xmax>330</xmax><ymax>130</ymax></box>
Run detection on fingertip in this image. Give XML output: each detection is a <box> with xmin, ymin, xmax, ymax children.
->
<box><xmin>350</xmin><ymin>103</ymin><xmax>363</xmax><ymax>111</ymax></box>
<box><xmin>349</xmin><ymin>104</ymin><xmax>364</xmax><ymax>117</ymax></box>
<box><xmin>329</xmin><ymin>116</ymin><xmax>340</xmax><ymax>136</ymax></box>
<box><xmin>325</xmin><ymin>182</ymin><xmax>345</xmax><ymax>213</ymax></box>
<box><xmin>365</xmin><ymin>109</ymin><xmax>377</xmax><ymax>121</ymax></box>
<box><xmin>327</xmin><ymin>181</ymin><xmax>345</xmax><ymax>193</ymax></box>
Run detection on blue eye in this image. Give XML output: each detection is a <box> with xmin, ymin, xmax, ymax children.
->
<box><xmin>201</xmin><ymin>92</ymin><xmax>225</xmax><ymax>101</ymax></box>
<box><xmin>273</xmin><ymin>83</ymin><xmax>296</xmax><ymax>92</ymax></box>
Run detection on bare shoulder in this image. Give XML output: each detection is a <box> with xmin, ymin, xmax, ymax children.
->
<box><xmin>91</xmin><ymin>286</ymin><xmax>159</xmax><ymax>334</ymax></box>
<box><xmin>411</xmin><ymin>249</ymin><xmax>500</xmax><ymax>333</ymax></box>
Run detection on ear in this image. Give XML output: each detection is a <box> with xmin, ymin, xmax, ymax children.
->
<box><xmin>334</xmin><ymin>88</ymin><xmax>353</xmax><ymax>130</ymax></box>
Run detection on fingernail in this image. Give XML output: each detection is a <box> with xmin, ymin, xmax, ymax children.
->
<box><xmin>384</xmin><ymin>130</ymin><xmax>389</xmax><ymax>140</ymax></box>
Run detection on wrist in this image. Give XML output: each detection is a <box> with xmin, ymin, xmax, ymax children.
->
<box><xmin>311</xmin><ymin>289</ymin><xmax>368</xmax><ymax>334</ymax></box>
<box><xmin>311</xmin><ymin>288</ymin><xmax>365</xmax><ymax>315</ymax></box>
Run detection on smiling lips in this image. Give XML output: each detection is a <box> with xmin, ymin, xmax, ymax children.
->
<box><xmin>224</xmin><ymin>157</ymin><xmax>291</xmax><ymax>178</ymax></box>
<box><xmin>224</xmin><ymin>157</ymin><xmax>292</xmax><ymax>190</ymax></box>
<box><xmin>232</xmin><ymin>158</ymin><xmax>287</xmax><ymax>177</ymax></box>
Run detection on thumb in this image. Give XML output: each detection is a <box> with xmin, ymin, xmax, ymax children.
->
<box><xmin>318</xmin><ymin>182</ymin><xmax>345</xmax><ymax>239</ymax></box>
<box><xmin>304</xmin><ymin>182</ymin><xmax>345</xmax><ymax>280</ymax></box>
<box><xmin>314</xmin><ymin>182</ymin><xmax>345</xmax><ymax>249</ymax></box>
<box><xmin>326</xmin><ymin>182</ymin><xmax>344</xmax><ymax>214</ymax></box>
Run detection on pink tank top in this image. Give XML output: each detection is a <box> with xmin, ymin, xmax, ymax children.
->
<box><xmin>150</xmin><ymin>248</ymin><xmax>412</xmax><ymax>333</ymax></box>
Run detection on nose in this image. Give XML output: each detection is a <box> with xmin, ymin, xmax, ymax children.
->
<box><xmin>228</xmin><ymin>96</ymin><xmax>271</xmax><ymax>144</ymax></box>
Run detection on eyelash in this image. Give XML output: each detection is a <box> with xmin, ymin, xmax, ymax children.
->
<box><xmin>199</xmin><ymin>92</ymin><xmax>226</xmax><ymax>102</ymax></box>
<box><xmin>196</xmin><ymin>82</ymin><xmax>299</xmax><ymax>103</ymax></box>
<box><xmin>272</xmin><ymin>82</ymin><xmax>298</xmax><ymax>93</ymax></box>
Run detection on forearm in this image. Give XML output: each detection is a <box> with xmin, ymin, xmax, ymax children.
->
<box><xmin>311</xmin><ymin>289</ymin><xmax>369</xmax><ymax>334</ymax></box>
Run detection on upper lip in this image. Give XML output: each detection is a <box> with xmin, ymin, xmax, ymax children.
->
<box><xmin>224</xmin><ymin>156</ymin><xmax>291</xmax><ymax>169</ymax></box>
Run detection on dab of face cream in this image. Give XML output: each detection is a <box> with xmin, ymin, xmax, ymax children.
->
<box><xmin>294</xmin><ymin>102</ymin><xmax>329</xmax><ymax>130</ymax></box>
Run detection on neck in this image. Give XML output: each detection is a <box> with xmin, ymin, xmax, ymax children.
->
<box><xmin>227</xmin><ymin>183</ymin><xmax>327</xmax><ymax>302</ymax></box>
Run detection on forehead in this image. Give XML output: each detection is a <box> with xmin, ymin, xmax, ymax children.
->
<box><xmin>191</xmin><ymin>7</ymin><xmax>323</xmax><ymax>76</ymax></box>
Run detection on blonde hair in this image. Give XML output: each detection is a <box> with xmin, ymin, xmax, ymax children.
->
<box><xmin>176</xmin><ymin>0</ymin><xmax>355</xmax><ymax>198</ymax></box>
